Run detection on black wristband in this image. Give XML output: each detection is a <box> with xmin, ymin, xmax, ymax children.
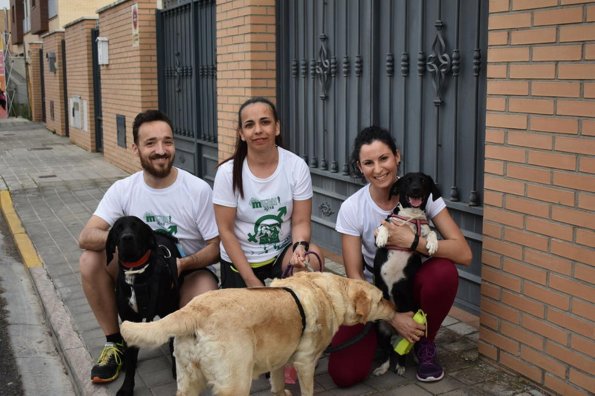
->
<box><xmin>410</xmin><ymin>233</ymin><xmax>419</xmax><ymax>251</ymax></box>
<box><xmin>292</xmin><ymin>241</ymin><xmax>310</xmax><ymax>252</ymax></box>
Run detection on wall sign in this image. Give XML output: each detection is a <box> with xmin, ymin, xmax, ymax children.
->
<box><xmin>131</xmin><ymin>3</ymin><xmax>139</xmax><ymax>47</ymax></box>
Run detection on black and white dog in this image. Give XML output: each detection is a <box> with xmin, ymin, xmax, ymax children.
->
<box><xmin>106</xmin><ymin>216</ymin><xmax>180</xmax><ymax>396</ymax></box>
<box><xmin>372</xmin><ymin>172</ymin><xmax>440</xmax><ymax>376</ymax></box>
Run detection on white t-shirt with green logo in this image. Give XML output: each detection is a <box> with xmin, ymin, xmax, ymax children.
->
<box><xmin>95</xmin><ymin>168</ymin><xmax>219</xmax><ymax>257</ymax></box>
<box><xmin>213</xmin><ymin>147</ymin><xmax>313</xmax><ymax>264</ymax></box>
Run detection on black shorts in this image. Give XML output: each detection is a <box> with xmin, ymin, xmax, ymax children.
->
<box><xmin>175</xmin><ymin>241</ymin><xmax>219</xmax><ymax>286</ymax></box>
<box><xmin>220</xmin><ymin>244</ymin><xmax>291</xmax><ymax>288</ymax></box>
<box><xmin>179</xmin><ymin>267</ymin><xmax>219</xmax><ymax>287</ymax></box>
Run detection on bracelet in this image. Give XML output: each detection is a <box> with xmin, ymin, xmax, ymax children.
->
<box><xmin>410</xmin><ymin>233</ymin><xmax>419</xmax><ymax>251</ymax></box>
<box><xmin>292</xmin><ymin>241</ymin><xmax>310</xmax><ymax>252</ymax></box>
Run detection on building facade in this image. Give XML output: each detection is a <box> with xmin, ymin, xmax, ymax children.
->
<box><xmin>7</xmin><ymin>1</ymin><xmax>595</xmax><ymax>394</ymax></box>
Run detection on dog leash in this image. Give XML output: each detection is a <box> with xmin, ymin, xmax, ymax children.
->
<box><xmin>324</xmin><ymin>322</ymin><xmax>375</xmax><ymax>354</ymax></box>
<box><xmin>281</xmin><ymin>287</ymin><xmax>306</xmax><ymax>335</ymax></box>
<box><xmin>280</xmin><ymin>250</ymin><xmax>374</xmax><ymax>354</ymax></box>
<box><xmin>248</xmin><ymin>287</ymin><xmax>307</xmax><ymax>336</ymax></box>
<box><xmin>281</xmin><ymin>250</ymin><xmax>324</xmax><ymax>278</ymax></box>
<box><xmin>279</xmin><ymin>247</ymin><xmax>374</xmax><ymax>354</ymax></box>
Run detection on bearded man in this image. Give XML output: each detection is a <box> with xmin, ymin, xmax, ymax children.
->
<box><xmin>78</xmin><ymin>110</ymin><xmax>220</xmax><ymax>384</ymax></box>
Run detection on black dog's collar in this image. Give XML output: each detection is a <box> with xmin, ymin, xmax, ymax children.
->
<box><xmin>121</xmin><ymin>249</ymin><xmax>152</xmax><ymax>269</ymax></box>
<box><xmin>282</xmin><ymin>287</ymin><xmax>306</xmax><ymax>335</ymax></box>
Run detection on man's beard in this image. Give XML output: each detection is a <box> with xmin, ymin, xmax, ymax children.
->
<box><xmin>139</xmin><ymin>153</ymin><xmax>175</xmax><ymax>178</ymax></box>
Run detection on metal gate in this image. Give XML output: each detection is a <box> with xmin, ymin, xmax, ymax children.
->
<box><xmin>39</xmin><ymin>48</ymin><xmax>46</xmax><ymax>122</ymax></box>
<box><xmin>156</xmin><ymin>0</ymin><xmax>218</xmax><ymax>184</ymax></box>
<box><xmin>277</xmin><ymin>0</ymin><xmax>487</xmax><ymax>314</ymax></box>
<box><xmin>61</xmin><ymin>39</ymin><xmax>69</xmax><ymax>137</ymax></box>
<box><xmin>91</xmin><ymin>28</ymin><xmax>103</xmax><ymax>152</ymax></box>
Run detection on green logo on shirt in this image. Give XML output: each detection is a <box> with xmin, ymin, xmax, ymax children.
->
<box><xmin>144</xmin><ymin>212</ymin><xmax>177</xmax><ymax>236</ymax></box>
<box><xmin>250</xmin><ymin>196</ymin><xmax>281</xmax><ymax>211</ymax></box>
<box><xmin>247</xmin><ymin>206</ymin><xmax>287</xmax><ymax>249</ymax></box>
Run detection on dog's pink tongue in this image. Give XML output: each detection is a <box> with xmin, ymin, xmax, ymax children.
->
<box><xmin>409</xmin><ymin>197</ymin><xmax>423</xmax><ymax>208</ymax></box>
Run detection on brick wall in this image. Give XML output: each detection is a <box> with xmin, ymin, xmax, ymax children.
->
<box><xmin>42</xmin><ymin>31</ymin><xmax>67</xmax><ymax>136</ymax></box>
<box><xmin>65</xmin><ymin>18</ymin><xmax>98</xmax><ymax>152</ymax></box>
<box><xmin>0</xmin><ymin>10</ymin><xmax>6</xmax><ymax>92</ymax></box>
<box><xmin>482</xmin><ymin>1</ymin><xmax>594</xmax><ymax>394</ymax></box>
<box><xmin>98</xmin><ymin>0</ymin><xmax>158</xmax><ymax>173</ymax></box>
<box><xmin>216</xmin><ymin>0</ymin><xmax>277</xmax><ymax>160</ymax></box>
<box><xmin>27</xmin><ymin>41</ymin><xmax>44</xmax><ymax>122</ymax></box>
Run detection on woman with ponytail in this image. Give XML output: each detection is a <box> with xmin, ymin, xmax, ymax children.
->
<box><xmin>213</xmin><ymin>97</ymin><xmax>324</xmax><ymax>288</ymax></box>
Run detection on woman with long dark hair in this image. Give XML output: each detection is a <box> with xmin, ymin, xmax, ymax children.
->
<box><xmin>329</xmin><ymin>126</ymin><xmax>472</xmax><ymax>386</ymax></box>
<box><xmin>213</xmin><ymin>97</ymin><xmax>324</xmax><ymax>288</ymax></box>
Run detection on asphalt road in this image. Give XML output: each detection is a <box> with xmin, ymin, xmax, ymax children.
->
<box><xmin>0</xmin><ymin>210</ymin><xmax>75</xmax><ymax>395</ymax></box>
<box><xmin>0</xmin><ymin>212</ymin><xmax>25</xmax><ymax>396</ymax></box>
<box><xmin>0</xmin><ymin>290</ymin><xmax>23</xmax><ymax>396</ymax></box>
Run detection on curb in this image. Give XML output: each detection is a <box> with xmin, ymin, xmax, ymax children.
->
<box><xmin>0</xmin><ymin>188</ymin><xmax>109</xmax><ymax>396</ymax></box>
<box><xmin>0</xmin><ymin>190</ymin><xmax>42</xmax><ymax>268</ymax></box>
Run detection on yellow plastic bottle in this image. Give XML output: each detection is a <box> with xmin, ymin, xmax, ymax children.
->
<box><xmin>394</xmin><ymin>309</ymin><xmax>427</xmax><ymax>355</ymax></box>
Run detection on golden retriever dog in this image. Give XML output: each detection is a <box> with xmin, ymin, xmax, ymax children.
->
<box><xmin>120</xmin><ymin>271</ymin><xmax>396</xmax><ymax>396</ymax></box>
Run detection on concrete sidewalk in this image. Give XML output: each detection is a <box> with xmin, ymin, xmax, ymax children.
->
<box><xmin>0</xmin><ymin>118</ymin><xmax>546</xmax><ymax>396</ymax></box>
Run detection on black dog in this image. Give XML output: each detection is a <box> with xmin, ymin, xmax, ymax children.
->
<box><xmin>372</xmin><ymin>172</ymin><xmax>440</xmax><ymax>376</ymax></box>
<box><xmin>105</xmin><ymin>216</ymin><xmax>180</xmax><ymax>396</ymax></box>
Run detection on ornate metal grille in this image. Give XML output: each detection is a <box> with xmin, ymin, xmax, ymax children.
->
<box><xmin>277</xmin><ymin>0</ymin><xmax>488</xmax><ymax>314</ymax></box>
<box><xmin>157</xmin><ymin>0</ymin><xmax>218</xmax><ymax>184</ymax></box>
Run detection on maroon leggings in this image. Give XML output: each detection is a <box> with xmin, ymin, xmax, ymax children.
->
<box><xmin>328</xmin><ymin>257</ymin><xmax>459</xmax><ymax>387</ymax></box>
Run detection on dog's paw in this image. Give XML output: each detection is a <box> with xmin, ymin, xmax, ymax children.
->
<box><xmin>426</xmin><ymin>231</ymin><xmax>439</xmax><ymax>255</ymax></box>
<box><xmin>376</xmin><ymin>226</ymin><xmax>389</xmax><ymax>248</ymax></box>
<box><xmin>372</xmin><ymin>359</ymin><xmax>390</xmax><ymax>376</ymax></box>
<box><xmin>395</xmin><ymin>363</ymin><xmax>406</xmax><ymax>376</ymax></box>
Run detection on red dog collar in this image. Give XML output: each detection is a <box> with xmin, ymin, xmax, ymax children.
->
<box><xmin>121</xmin><ymin>249</ymin><xmax>151</xmax><ymax>269</ymax></box>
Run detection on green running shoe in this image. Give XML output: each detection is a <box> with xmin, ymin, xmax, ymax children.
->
<box><xmin>90</xmin><ymin>341</ymin><xmax>126</xmax><ymax>384</ymax></box>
